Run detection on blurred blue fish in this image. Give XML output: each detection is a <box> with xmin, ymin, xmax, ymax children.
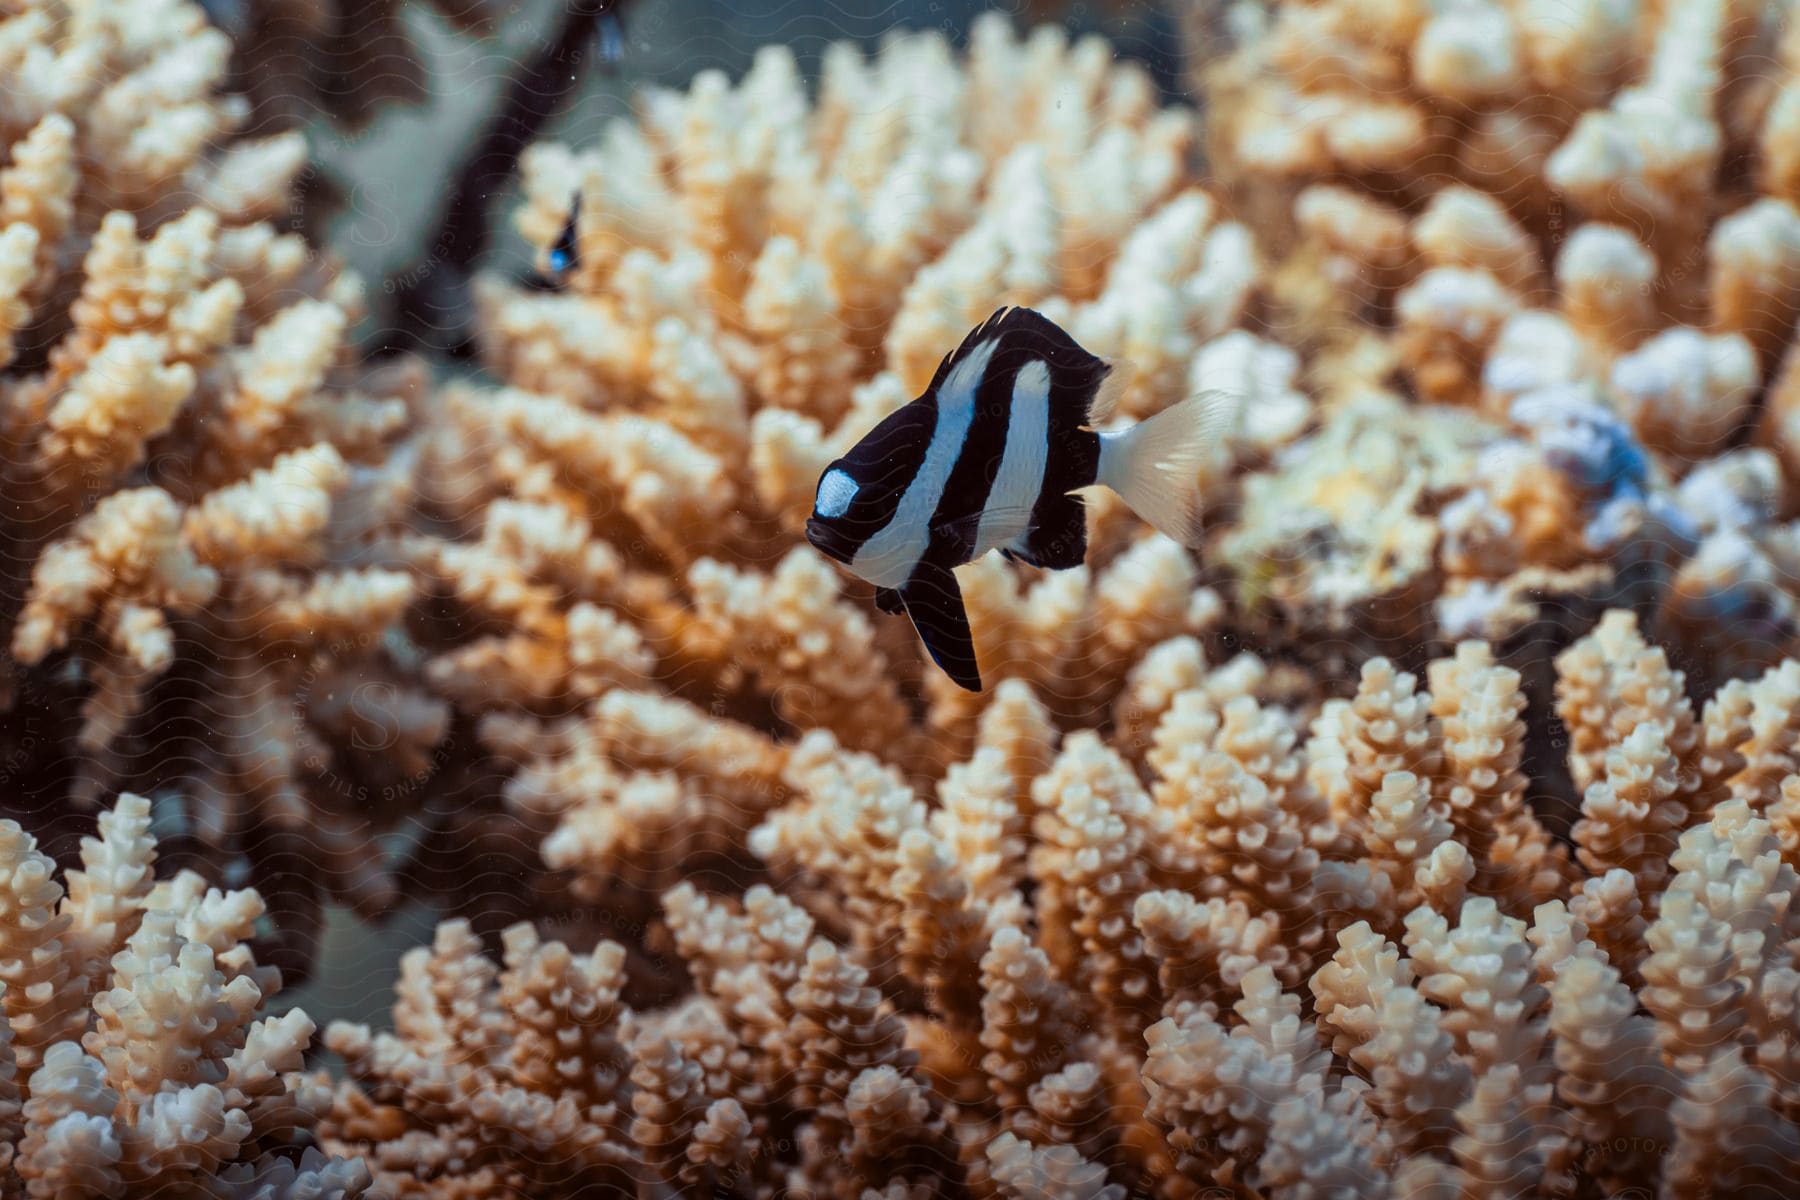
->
<box><xmin>544</xmin><ymin>193</ymin><xmax>581</xmax><ymax>284</ymax></box>
<box><xmin>595</xmin><ymin>6</ymin><xmax>626</xmax><ymax>68</ymax></box>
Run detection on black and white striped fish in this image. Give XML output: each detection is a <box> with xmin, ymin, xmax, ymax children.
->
<box><xmin>805</xmin><ymin>306</ymin><xmax>1223</xmax><ymax>692</ymax></box>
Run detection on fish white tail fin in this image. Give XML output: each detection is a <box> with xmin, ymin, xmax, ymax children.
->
<box><xmin>1094</xmin><ymin>390</ymin><xmax>1231</xmax><ymax>546</ymax></box>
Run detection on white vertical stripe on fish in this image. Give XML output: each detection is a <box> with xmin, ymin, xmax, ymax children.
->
<box><xmin>851</xmin><ymin>336</ymin><xmax>999</xmax><ymax>588</ymax></box>
<box><xmin>974</xmin><ymin>358</ymin><xmax>1049</xmax><ymax>558</ymax></box>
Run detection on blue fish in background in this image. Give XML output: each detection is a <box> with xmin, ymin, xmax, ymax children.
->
<box><xmin>543</xmin><ymin>193</ymin><xmax>581</xmax><ymax>285</ymax></box>
<box><xmin>594</xmin><ymin>2</ymin><xmax>627</xmax><ymax>67</ymax></box>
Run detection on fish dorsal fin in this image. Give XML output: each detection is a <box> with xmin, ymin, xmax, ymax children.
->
<box><xmin>924</xmin><ymin>306</ymin><xmax>1019</xmax><ymax>396</ymax></box>
<box><xmin>924</xmin><ymin>306</ymin><xmax>1109</xmax><ymax>407</ymax></box>
<box><xmin>1087</xmin><ymin>356</ymin><xmax>1137</xmax><ymax>427</ymax></box>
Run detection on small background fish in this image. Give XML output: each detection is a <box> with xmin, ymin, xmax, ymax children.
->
<box><xmin>542</xmin><ymin>192</ymin><xmax>582</xmax><ymax>283</ymax></box>
<box><xmin>805</xmin><ymin>306</ymin><xmax>1227</xmax><ymax>691</ymax></box>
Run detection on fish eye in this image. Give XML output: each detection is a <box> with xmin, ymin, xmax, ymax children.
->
<box><xmin>814</xmin><ymin>467</ymin><xmax>858</xmax><ymax>519</ymax></box>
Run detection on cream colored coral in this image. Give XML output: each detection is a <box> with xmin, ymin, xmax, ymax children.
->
<box><xmin>1404</xmin><ymin>897</ymin><xmax>1550</xmax><ymax>1080</ymax></box>
<box><xmin>1395</xmin><ymin>267</ymin><xmax>1520</xmax><ymax>406</ymax></box>
<box><xmin>1663</xmin><ymin>1046</ymin><xmax>1800</xmax><ymax>1196</ymax></box>
<box><xmin>1136</xmin><ymin>889</ymin><xmax>1294</xmax><ymax>1017</ymax></box>
<box><xmin>986</xmin><ymin>1131</ymin><xmax>1121</xmax><ymax>1200</ymax></box>
<box><xmin>686</xmin><ymin>549</ymin><xmax>913</xmax><ymax>755</ymax></box>
<box><xmin>17</xmin><ymin>3</ymin><xmax>1799</xmax><ymax>1196</ymax></box>
<box><xmin>892</xmin><ymin>826</ymin><xmax>991</xmax><ymax>1024</ymax></box>
<box><xmin>1029</xmin><ymin>732</ymin><xmax>1161</xmax><ymax>1037</ymax></box>
<box><xmin>1641</xmin><ymin>888</ymin><xmax>1746</xmax><ymax>1074</ymax></box>
<box><xmin>1197</xmin><ymin>0</ymin><xmax>1800</xmax><ymax>664</ymax></box>
<box><xmin>327</xmin><ymin>585</ymin><xmax>1800</xmax><ymax>1193</ymax></box>
<box><xmin>13</xmin><ymin>488</ymin><xmax>216</xmax><ymax>672</ymax></box>
<box><xmin>1312</xmin><ymin>921</ymin><xmax>1471</xmax><ymax>1159</ymax></box>
<box><xmin>1611</xmin><ymin>326</ymin><xmax>1758</xmax><ymax>461</ymax></box>
<box><xmin>1710</xmin><ymin>198</ymin><xmax>1800</xmax><ymax>368</ymax></box>
<box><xmin>1556</xmin><ymin>224</ymin><xmax>1656</xmax><ymax>350</ymax></box>
<box><xmin>1068</xmin><ymin>190</ymin><xmax>1256</xmax><ymax>421</ymax></box>
<box><xmin>0</xmin><ymin>0</ymin><xmax>433</xmax><ymax>956</ymax></box>
<box><xmin>1143</xmin><ymin>966</ymin><xmax>1381</xmax><ymax>1191</ymax></box>
<box><xmin>264</xmin><ymin>0</ymin><xmax>1800</xmax><ymax>1192</ymax></box>
<box><xmin>1</xmin><ymin>794</ymin><xmax>365</xmax><ymax>1194</ymax></box>
<box><xmin>1342</xmin><ymin>658</ymin><xmax>1442</xmax><ymax>843</ymax></box>
<box><xmin>324</xmin><ymin>917</ymin><xmax>640</xmax><ymax>1195</ymax></box>
<box><xmin>931</xmin><ymin>745</ymin><xmax>1028</xmax><ymax>910</ymax></box>
<box><xmin>460</xmin><ymin>16</ymin><xmax>1279</xmax><ymax>791</ymax></box>
<box><xmin>1414</xmin><ymin>187</ymin><xmax>1542</xmax><ymax>297</ymax></box>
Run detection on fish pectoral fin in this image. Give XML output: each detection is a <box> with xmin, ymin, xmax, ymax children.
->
<box><xmin>874</xmin><ymin>585</ymin><xmax>906</xmax><ymax>615</ymax></box>
<box><xmin>929</xmin><ymin>510</ymin><xmax>986</xmax><ymax>559</ymax></box>
<box><xmin>900</xmin><ymin>559</ymin><xmax>982</xmax><ymax>692</ymax></box>
<box><xmin>931</xmin><ymin>502</ymin><xmax>1041</xmax><ymax>559</ymax></box>
<box><xmin>1002</xmin><ymin>544</ymin><xmax>1053</xmax><ymax>569</ymax></box>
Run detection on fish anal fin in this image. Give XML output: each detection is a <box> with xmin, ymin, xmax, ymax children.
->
<box><xmin>901</xmin><ymin>559</ymin><xmax>981</xmax><ymax>692</ymax></box>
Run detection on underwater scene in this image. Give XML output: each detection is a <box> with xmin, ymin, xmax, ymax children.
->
<box><xmin>5</xmin><ymin>0</ymin><xmax>1800</xmax><ymax>1195</ymax></box>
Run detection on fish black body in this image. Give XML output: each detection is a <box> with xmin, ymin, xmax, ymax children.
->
<box><xmin>806</xmin><ymin>306</ymin><xmax>1220</xmax><ymax>692</ymax></box>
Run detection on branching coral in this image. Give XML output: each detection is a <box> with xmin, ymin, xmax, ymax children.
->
<box><xmin>1195</xmin><ymin>0</ymin><xmax>1800</xmax><ymax>689</ymax></box>
<box><xmin>305</xmin><ymin>13</ymin><xmax>1800</xmax><ymax>1193</ymax></box>
<box><xmin>18</xmin><ymin>4</ymin><xmax>1800</xmax><ymax>1198</ymax></box>
<box><xmin>314</xmin><ymin>16</ymin><xmax>1282</xmax><ymax>968</ymax></box>
<box><xmin>1</xmin><ymin>792</ymin><xmax>368</xmax><ymax>1196</ymax></box>
<box><xmin>318</xmin><ymin>621</ymin><xmax>1800</xmax><ymax>1195</ymax></box>
<box><xmin>428</xmin><ymin>16</ymin><xmax>1269</xmax><ymax>767</ymax></box>
<box><xmin>0</xmin><ymin>0</ymin><xmax>459</xmax><ymax>984</ymax></box>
